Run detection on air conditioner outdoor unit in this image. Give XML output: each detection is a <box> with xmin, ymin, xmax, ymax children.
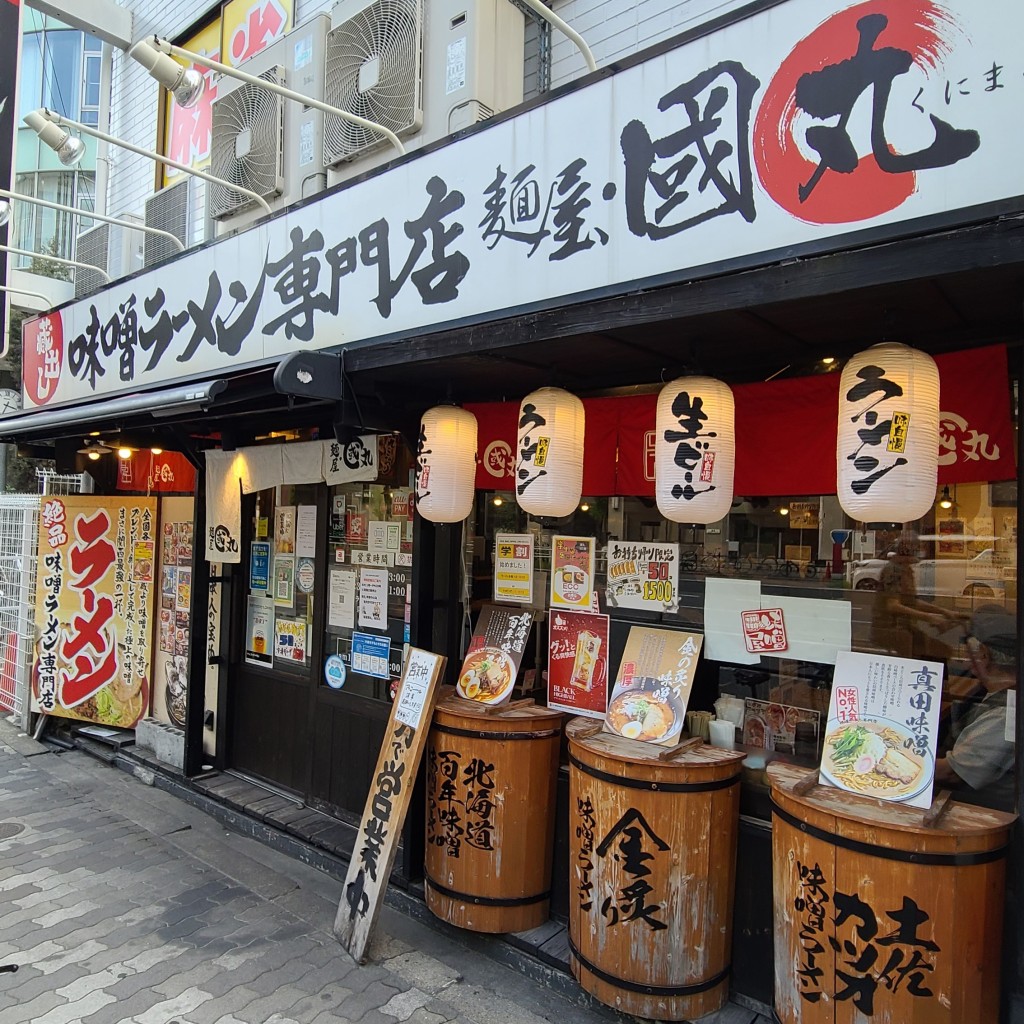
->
<box><xmin>209</xmin><ymin>13</ymin><xmax>331</xmax><ymax>233</ymax></box>
<box><xmin>143</xmin><ymin>176</ymin><xmax>205</xmax><ymax>266</ymax></box>
<box><xmin>74</xmin><ymin>214</ymin><xmax>146</xmax><ymax>298</ymax></box>
<box><xmin>325</xmin><ymin>0</ymin><xmax>524</xmax><ymax>187</ymax></box>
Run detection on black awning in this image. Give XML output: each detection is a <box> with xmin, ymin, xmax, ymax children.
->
<box><xmin>0</xmin><ymin>380</ymin><xmax>227</xmax><ymax>441</ymax></box>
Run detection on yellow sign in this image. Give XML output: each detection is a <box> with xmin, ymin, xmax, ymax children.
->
<box><xmin>32</xmin><ymin>497</ymin><xmax>158</xmax><ymax>728</ymax></box>
<box><xmin>887</xmin><ymin>411</ymin><xmax>910</xmax><ymax>453</ymax></box>
<box><xmin>161</xmin><ymin>18</ymin><xmax>221</xmax><ymax>187</ymax></box>
<box><xmin>159</xmin><ymin>1</ymin><xmax>294</xmax><ymax>187</ymax></box>
<box><xmin>534</xmin><ymin>436</ymin><xmax>550</xmax><ymax>467</ymax></box>
<box><xmin>221</xmin><ymin>0</ymin><xmax>293</xmax><ymax>68</ymax></box>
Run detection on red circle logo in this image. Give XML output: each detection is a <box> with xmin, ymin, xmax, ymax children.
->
<box><xmin>754</xmin><ymin>1</ymin><xmax>961</xmax><ymax>224</ymax></box>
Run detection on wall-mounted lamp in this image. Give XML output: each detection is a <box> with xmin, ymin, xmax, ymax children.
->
<box><xmin>126</xmin><ymin>37</ymin><xmax>205</xmax><ymax>108</ymax></box>
<box><xmin>130</xmin><ymin>36</ymin><xmax>407</xmax><ymax>156</ymax></box>
<box><xmin>492</xmin><ymin>496</ymin><xmax>504</xmax><ymax>507</ymax></box>
<box><xmin>22</xmin><ymin>110</ymin><xmax>86</xmax><ymax>166</ymax></box>
<box><xmin>938</xmin><ymin>485</ymin><xmax>953</xmax><ymax>510</ymax></box>
<box><xmin>24</xmin><ymin>108</ymin><xmax>272</xmax><ymax>213</ymax></box>
<box><xmin>580</xmin><ymin>502</ymin><xmax>590</xmax><ymax>512</ymax></box>
<box><xmin>779</xmin><ymin>507</ymin><xmax>790</xmax><ymax>516</ymax></box>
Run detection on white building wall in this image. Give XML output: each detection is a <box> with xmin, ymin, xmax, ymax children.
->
<box><xmin>547</xmin><ymin>0</ymin><xmax>753</xmax><ymax>88</ymax></box>
<box><xmin>105</xmin><ymin>0</ymin><xmax>749</xmax><ymax>222</ymax></box>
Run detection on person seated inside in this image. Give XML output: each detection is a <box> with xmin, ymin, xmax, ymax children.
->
<box><xmin>935</xmin><ymin>604</ymin><xmax>1016</xmax><ymax>811</ymax></box>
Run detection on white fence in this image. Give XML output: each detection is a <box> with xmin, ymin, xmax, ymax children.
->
<box><xmin>0</xmin><ymin>495</ymin><xmax>40</xmax><ymax>726</ymax></box>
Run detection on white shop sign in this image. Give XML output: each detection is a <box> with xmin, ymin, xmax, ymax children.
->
<box><xmin>20</xmin><ymin>0</ymin><xmax>1022</xmax><ymax>410</ymax></box>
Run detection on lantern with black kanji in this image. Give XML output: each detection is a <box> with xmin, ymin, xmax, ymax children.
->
<box><xmin>837</xmin><ymin>343</ymin><xmax>939</xmax><ymax>523</ymax></box>
<box><xmin>656</xmin><ymin>377</ymin><xmax>735</xmax><ymax>524</ymax></box>
<box><xmin>416</xmin><ymin>406</ymin><xmax>478</xmax><ymax>523</ymax></box>
<box><xmin>515</xmin><ymin>387</ymin><xmax>585</xmax><ymax>518</ymax></box>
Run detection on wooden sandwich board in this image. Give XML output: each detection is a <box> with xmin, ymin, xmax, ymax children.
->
<box><xmin>333</xmin><ymin>647</ymin><xmax>446</xmax><ymax>962</ymax></box>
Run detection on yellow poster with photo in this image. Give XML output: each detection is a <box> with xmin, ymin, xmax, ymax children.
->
<box><xmin>32</xmin><ymin>497</ymin><xmax>158</xmax><ymax>728</ymax></box>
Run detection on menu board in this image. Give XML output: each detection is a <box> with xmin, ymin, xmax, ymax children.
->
<box><xmin>547</xmin><ymin>609</ymin><xmax>610</xmax><ymax>719</ymax></box>
<box><xmin>605</xmin><ymin>540</ymin><xmax>680</xmax><ymax>614</ymax></box>
<box><xmin>818</xmin><ymin>651</ymin><xmax>943</xmax><ymax>809</ymax></box>
<box><xmin>549</xmin><ymin>536</ymin><xmax>596</xmax><ymax>610</ymax></box>
<box><xmin>455</xmin><ymin>605</ymin><xmax>534</xmax><ymax>707</ymax></box>
<box><xmin>603</xmin><ymin>626</ymin><xmax>702</xmax><ymax>746</ymax></box>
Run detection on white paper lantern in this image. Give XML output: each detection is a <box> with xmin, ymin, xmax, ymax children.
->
<box><xmin>837</xmin><ymin>343</ymin><xmax>939</xmax><ymax>522</ymax></box>
<box><xmin>515</xmin><ymin>387</ymin><xmax>585</xmax><ymax>518</ymax></box>
<box><xmin>416</xmin><ymin>406</ymin><xmax>478</xmax><ymax>523</ymax></box>
<box><xmin>656</xmin><ymin>377</ymin><xmax>735</xmax><ymax>524</ymax></box>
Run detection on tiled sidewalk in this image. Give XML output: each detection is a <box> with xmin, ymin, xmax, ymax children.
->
<box><xmin>0</xmin><ymin>721</ymin><xmax>769</xmax><ymax>1024</ymax></box>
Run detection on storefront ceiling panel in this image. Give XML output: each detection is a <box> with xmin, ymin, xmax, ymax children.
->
<box><xmin>18</xmin><ymin>0</ymin><xmax>1024</xmax><ymax>418</ymax></box>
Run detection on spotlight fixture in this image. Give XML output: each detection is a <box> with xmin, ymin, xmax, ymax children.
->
<box><xmin>779</xmin><ymin>507</ymin><xmax>790</xmax><ymax>516</ymax></box>
<box><xmin>821</xmin><ymin>356</ymin><xmax>836</xmax><ymax>366</ymax></box>
<box><xmin>128</xmin><ymin>38</ymin><xmax>205</xmax><ymax>108</ymax></box>
<box><xmin>938</xmin><ymin>485</ymin><xmax>953</xmax><ymax>510</ymax></box>
<box><xmin>117</xmin><ymin>447</ymin><xmax>133</xmax><ymax>460</ymax></box>
<box><xmin>492</xmin><ymin>496</ymin><xmax>504</xmax><ymax>507</ymax></box>
<box><xmin>23</xmin><ymin>110</ymin><xmax>86</xmax><ymax>166</ymax></box>
<box><xmin>580</xmin><ymin>503</ymin><xmax>590</xmax><ymax>512</ymax></box>
<box><xmin>151</xmin><ymin>447</ymin><xmax>164</xmax><ymax>455</ymax></box>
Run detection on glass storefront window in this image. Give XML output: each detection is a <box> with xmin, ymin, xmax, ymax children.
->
<box><xmin>245</xmin><ymin>483</ymin><xmax>319</xmax><ymax>675</ymax></box>
<box><xmin>323</xmin><ymin>437</ymin><xmax>415</xmax><ymax>701</ymax></box>
<box><xmin>467</xmin><ymin>473</ymin><xmax>1016</xmax><ymax>813</ymax></box>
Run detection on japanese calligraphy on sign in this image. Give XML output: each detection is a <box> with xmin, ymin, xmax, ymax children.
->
<box><xmin>604</xmin><ymin>626</ymin><xmax>703</xmax><ymax>746</ymax></box>
<box><xmin>792</xmin><ymin>858</ymin><xmax>941</xmax><ymax>1014</ymax></box>
<box><xmin>427</xmin><ymin>748</ymin><xmax>498</xmax><ymax>860</ymax></box>
<box><xmin>819</xmin><ymin>650</ymin><xmax>943</xmax><ymax>808</ymax></box>
<box><xmin>334</xmin><ymin>646</ymin><xmax>445</xmax><ymax>962</ymax></box>
<box><xmin>20</xmin><ymin>0</ymin><xmax>1019</xmax><ymax>413</ymax></box>
<box><xmin>32</xmin><ymin>497</ymin><xmax>158</xmax><ymax>728</ymax></box>
<box><xmin>606</xmin><ymin>540</ymin><xmax>679</xmax><ymax>613</ymax></box>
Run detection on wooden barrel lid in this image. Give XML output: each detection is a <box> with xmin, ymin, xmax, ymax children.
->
<box><xmin>769</xmin><ymin>762</ymin><xmax>1015</xmax><ymax>851</ymax></box>
<box><xmin>432</xmin><ymin>689</ymin><xmax>563</xmax><ymax>736</ymax></box>
<box><xmin>567</xmin><ymin>714</ymin><xmax>745</xmax><ymax>784</ymax></box>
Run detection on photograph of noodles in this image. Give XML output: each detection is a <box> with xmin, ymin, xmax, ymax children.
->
<box><xmin>821</xmin><ymin>720</ymin><xmax>932</xmax><ymax>801</ymax></box>
<box><xmin>456</xmin><ymin>647</ymin><xmax>517</xmax><ymax>704</ymax></box>
<box><xmin>605</xmin><ymin>683</ymin><xmax>681</xmax><ymax>743</ymax></box>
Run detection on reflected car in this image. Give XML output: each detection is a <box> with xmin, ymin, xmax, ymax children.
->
<box><xmin>851</xmin><ymin>548</ymin><xmax>1003</xmax><ymax>598</ymax></box>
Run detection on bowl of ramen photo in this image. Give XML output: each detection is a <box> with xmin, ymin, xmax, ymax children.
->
<box><xmin>606</xmin><ymin>683</ymin><xmax>679</xmax><ymax>743</ymax></box>
<box><xmin>821</xmin><ymin>719</ymin><xmax>932</xmax><ymax>802</ymax></box>
<box><xmin>457</xmin><ymin>647</ymin><xmax>517</xmax><ymax>704</ymax></box>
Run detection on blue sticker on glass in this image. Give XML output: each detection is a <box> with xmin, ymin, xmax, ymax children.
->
<box><xmin>324</xmin><ymin>653</ymin><xmax>347</xmax><ymax>690</ymax></box>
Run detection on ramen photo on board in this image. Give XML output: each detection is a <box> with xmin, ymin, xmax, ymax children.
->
<box><xmin>818</xmin><ymin>651</ymin><xmax>944</xmax><ymax>809</ymax></box>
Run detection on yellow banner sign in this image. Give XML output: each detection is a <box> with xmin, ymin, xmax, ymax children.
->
<box><xmin>33</xmin><ymin>497</ymin><xmax>158</xmax><ymax>728</ymax></box>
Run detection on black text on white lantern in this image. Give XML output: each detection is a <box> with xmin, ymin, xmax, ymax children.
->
<box><xmin>416</xmin><ymin>406</ymin><xmax>478</xmax><ymax>523</ymax></box>
<box><xmin>515</xmin><ymin>387</ymin><xmax>585</xmax><ymax>518</ymax></box>
<box><xmin>656</xmin><ymin>377</ymin><xmax>735</xmax><ymax>524</ymax></box>
<box><xmin>837</xmin><ymin>343</ymin><xmax>939</xmax><ymax>523</ymax></box>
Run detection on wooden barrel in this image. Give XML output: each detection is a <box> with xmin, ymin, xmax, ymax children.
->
<box><xmin>424</xmin><ymin>693</ymin><xmax>562</xmax><ymax>933</ymax></box>
<box><xmin>770</xmin><ymin>762</ymin><xmax>1016</xmax><ymax>1024</ymax></box>
<box><xmin>567</xmin><ymin>718</ymin><xmax>746</xmax><ymax>1021</ymax></box>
